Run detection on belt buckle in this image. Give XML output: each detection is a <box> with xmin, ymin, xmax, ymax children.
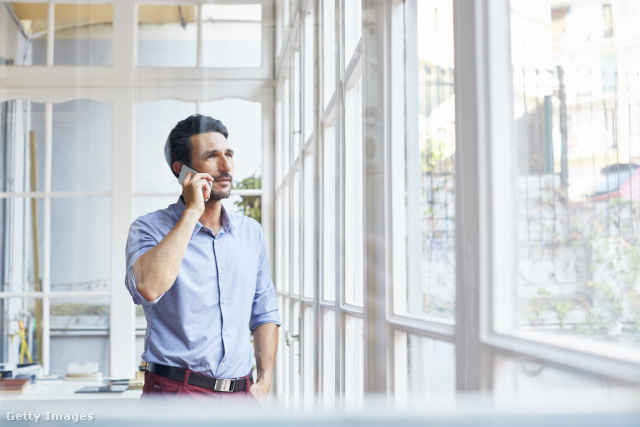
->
<box><xmin>213</xmin><ymin>378</ymin><xmax>232</xmax><ymax>392</ymax></box>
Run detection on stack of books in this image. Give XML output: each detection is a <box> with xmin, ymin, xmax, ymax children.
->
<box><xmin>65</xmin><ymin>363</ymin><xmax>102</xmax><ymax>381</ymax></box>
<box><xmin>0</xmin><ymin>378</ymin><xmax>31</xmax><ymax>394</ymax></box>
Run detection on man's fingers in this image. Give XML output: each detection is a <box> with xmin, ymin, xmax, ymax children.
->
<box><xmin>203</xmin><ymin>181</ymin><xmax>211</xmax><ymax>200</ymax></box>
<box><xmin>183</xmin><ymin>172</ymin><xmax>214</xmax><ymax>186</ymax></box>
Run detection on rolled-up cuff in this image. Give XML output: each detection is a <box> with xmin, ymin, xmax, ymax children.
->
<box><xmin>125</xmin><ymin>269</ymin><xmax>164</xmax><ymax>305</ymax></box>
<box><xmin>249</xmin><ymin>314</ymin><xmax>281</xmax><ymax>334</ymax></box>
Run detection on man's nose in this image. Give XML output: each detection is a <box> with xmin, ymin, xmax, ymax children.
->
<box><xmin>219</xmin><ymin>156</ymin><xmax>232</xmax><ymax>172</ymax></box>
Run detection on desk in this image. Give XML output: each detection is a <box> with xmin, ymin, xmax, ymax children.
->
<box><xmin>0</xmin><ymin>380</ymin><xmax>142</xmax><ymax>401</ymax></box>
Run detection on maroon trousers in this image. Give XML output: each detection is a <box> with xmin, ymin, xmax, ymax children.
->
<box><xmin>141</xmin><ymin>369</ymin><xmax>257</xmax><ymax>404</ymax></box>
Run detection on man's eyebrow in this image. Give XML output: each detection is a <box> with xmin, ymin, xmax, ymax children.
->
<box><xmin>201</xmin><ymin>148</ymin><xmax>234</xmax><ymax>157</ymax></box>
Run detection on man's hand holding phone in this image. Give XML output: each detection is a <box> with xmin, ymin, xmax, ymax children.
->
<box><xmin>178</xmin><ymin>165</ymin><xmax>214</xmax><ymax>214</ymax></box>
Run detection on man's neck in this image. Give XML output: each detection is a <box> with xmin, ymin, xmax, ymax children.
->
<box><xmin>199</xmin><ymin>200</ymin><xmax>223</xmax><ymax>233</ymax></box>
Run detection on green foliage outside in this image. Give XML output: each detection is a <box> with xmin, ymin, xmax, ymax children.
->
<box><xmin>233</xmin><ymin>174</ymin><xmax>262</xmax><ymax>223</ymax></box>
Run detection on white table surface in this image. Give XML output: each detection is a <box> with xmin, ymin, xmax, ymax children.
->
<box><xmin>0</xmin><ymin>379</ymin><xmax>142</xmax><ymax>401</ymax></box>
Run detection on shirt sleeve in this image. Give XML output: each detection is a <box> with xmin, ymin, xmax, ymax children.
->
<box><xmin>124</xmin><ymin>218</ymin><xmax>164</xmax><ymax>306</ymax></box>
<box><xmin>250</xmin><ymin>225</ymin><xmax>281</xmax><ymax>333</ymax></box>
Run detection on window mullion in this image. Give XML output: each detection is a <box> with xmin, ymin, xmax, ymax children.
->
<box><xmin>196</xmin><ymin>2</ymin><xmax>203</xmax><ymax>68</ymax></box>
<box><xmin>46</xmin><ymin>1</ymin><xmax>54</xmax><ymax>67</ymax></box>
<box><xmin>42</xmin><ymin>101</ymin><xmax>52</xmax><ymax>374</ymax></box>
<box><xmin>110</xmin><ymin>93</ymin><xmax>135</xmax><ymax>378</ymax></box>
<box><xmin>362</xmin><ymin>0</ymin><xmax>389</xmax><ymax>395</ymax></box>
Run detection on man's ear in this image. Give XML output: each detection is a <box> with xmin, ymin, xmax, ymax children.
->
<box><xmin>172</xmin><ymin>162</ymin><xmax>183</xmax><ymax>176</ymax></box>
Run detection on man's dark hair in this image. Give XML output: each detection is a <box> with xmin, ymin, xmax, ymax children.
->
<box><xmin>164</xmin><ymin>114</ymin><xmax>229</xmax><ymax>178</ymax></box>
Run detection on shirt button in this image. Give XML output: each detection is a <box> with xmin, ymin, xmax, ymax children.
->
<box><xmin>220</xmin><ymin>269</ymin><xmax>224</xmax><ymax>275</ymax></box>
<box><xmin>223</xmin><ymin>331</ymin><xmax>228</xmax><ymax>336</ymax></box>
<box><xmin>223</xmin><ymin>299</ymin><xmax>227</xmax><ymax>304</ymax></box>
<box><xmin>220</xmin><ymin>362</ymin><xmax>225</xmax><ymax>367</ymax></box>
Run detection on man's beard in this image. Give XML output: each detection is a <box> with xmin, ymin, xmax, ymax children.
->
<box><xmin>207</xmin><ymin>188</ymin><xmax>231</xmax><ymax>201</ymax></box>
<box><xmin>206</xmin><ymin>173</ymin><xmax>232</xmax><ymax>201</ymax></box>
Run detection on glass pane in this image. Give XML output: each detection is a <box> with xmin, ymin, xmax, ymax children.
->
<box><xmin>136</xmin><ymin>99</ymin><xmax>195</xmax><ymax>193</ymax></box>
<box><xmin>304</xmin><ymin>10</ymin><xmax>314</xmax><ymax>142</ymax></box>
<box><xmin>134</xmin><ymin>196</ymin><xmax>178</xmax><ymax>220</ymax></box>
<box><xmin>292</xmin><ymin>169</ymin><xmax>300</xmax><ymax>296</ymax></box>
<box><xmin>345</xmin><ymin>78</ymin><xmax>363</xmax><ymax>306</ymax></box>
<box><xmin>0</xmin><ymin>100</ymin><xmax>45</xmax><ymax>193</ymax></box>
<box><xmin>54</xmin><ymin>3</ymin><xmax>113</xmax><ymax>66</ymax></box>
<box><xmin>303</xmin><ymin>151</ymin><xmax>314</xmax><ymax>298</ymax></box>
<box><xmin>291</xmin><ymin>301</ymin><xmax>301</xmax><ymax>408</ymax></box>
<box><xmin>275</xmin><ymin>0</ymin><xmax>283</xmax><ymax>56</ymax></box>
<box><xmin>493</xmin><ymin>353</ymin><xmax>628</xmax><ymax>401</ymax></box>
<box><xmin>221</xmin><ymin>194</ymin><xmax>262</xmax><ymax>224</ymax></box>
<box><xmin>323</xmin><ymin>121</ymin><xmax>336</xmax><ymax>301</ymax></box>
<box><xmin>323</xmin><ymin>0</ymin><xmax>335</xmax><ymax>109</ymax></box>
<box><xmin>302</xmin><ymin>305</ymin><xmax>314</xmax><ymax>409</ymax></box>
<box><xmin>50</xmin><ymin>197</ymin><xmax>110</xmax><ymax>292</ymax></box>
<box><xmin>138</xmin><ymin>5</ymin><xmax>197</xmax><ymax>67</ymax></box>
<box><xmin>510</xmin><ymin>0</ymin><xmax>640</xmax><ymax>349</ymax></box>
<box><xmin>276</xmin><ymin>190</ymin><xmax>284</xmax><ymax>292</ymax></box>
<box><xmin>284</xmin><ymin>78</ymin><xmax>291</xmax><ymax>169</ymax></box>
<box><xmin>283</xmin><ymin>184</ymin><xmax>290</xmax><ymax>292</ymax></box>
<box><xmin>201</xmin><ymin>4</ymin><xmax>262</xmax><ymax>68</ymax></box>
<box><xmin>201</xmin><ymin>99</ymin><xmax>262</xmax><ymax>190</ymax></box>
<box><xmin>0</xmin><ymin>297</ymin><xmax>43</xmax><ymax>365</ymax></box>
<box><xmin>276</xmin><ymin>97</ymin><xmax>283</xmax><ymax>184</ymax></box>
<box><xmin>276</xmin><ymin>296</ymin><xmax>285</xmax><ymax>399</ymax></box>
<box><xmin>344</xmin><ymin>0</ymin><xmax>361</xmax><ymax>63</ymax></box>
<box><xmin>50</xmin><ymin>296</ymin><xmax>109</xmax><ymax>329</ymax></box>
<box><xmin>293</xmin><ymin>49</ymin><xmax>301</xmax><ymax>156</ymax></box>
<box><xmin>408</xmin><ymin>335</ymin><xmax>455</xmax><ymax>397</ymax></box>
<box><xmin>135</xmin><ymin>304</ymin><xmax>145</xmax><ymax>330</ymax></box>
<box><xmin>282</xmin><ymin>296</ymin><xmax>291</xmax><ymax>402</ymax></box>
<box><xmin>344</xmin><ymin>316</ymin><xmax>364</xmax><ymax>409</ymax></box>
<box><xmin>0</xmin><ymin>198</ymin><xmax>43</xmax><ymax>293</ymax></box>
<box><xmin>1</xmin><ymin>3</ymin><xmax>48</xmax><ymax>65</ymax></box>
<box><xmin>50</xmin><ymin>296</ymin><xmax>110</xmax><ymax>377</ymax></box>
<box><xmin>52</xmin><ymin>99</ymin><xmax>111</xmax><ymax>192</ymax></box>
<box><xmin>408</xmin><ymin>0</ymin><xmax>456</xmax><ymax>319</ymax></box>
<box><xmin>322</xmin><ymin>309</ymin><xmax>335</xmax><ymax>410</ymax></box>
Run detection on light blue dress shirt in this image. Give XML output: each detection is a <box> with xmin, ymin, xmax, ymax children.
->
<box><xmin>125</xmin><ymin>197</ymin><xmax>280</xmax><ymax>379</ymax></box>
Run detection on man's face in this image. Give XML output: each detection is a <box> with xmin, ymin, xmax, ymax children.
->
<box><xmin>190</xmin><ymin>132</ymin><xmax>234</xmax><ymax>201</ymax></box>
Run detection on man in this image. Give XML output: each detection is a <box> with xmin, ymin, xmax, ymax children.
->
<box><xmin>125</xmin><ymin>114</ymin><xmax>280</xmax><ymax>404</ymax></box>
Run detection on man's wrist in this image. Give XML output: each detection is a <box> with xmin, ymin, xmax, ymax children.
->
<box><xmin>182</xmin><ymin>208</ymin><xmax>202</xmax><ymax>222</ymax></box>
<box><xmin>256</xmin><ymin>371</ymin><xmax>273</xmax><ymax>385</ymax></box>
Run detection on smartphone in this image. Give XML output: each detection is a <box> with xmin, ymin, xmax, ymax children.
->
<box><xmin>178</xmin><ymin>165</ymin><xmax>213</xmax><ymax>201</ymax></box>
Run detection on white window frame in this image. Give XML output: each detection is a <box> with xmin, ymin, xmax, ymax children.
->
<box><xmin>0</xmin><ymin>0</ymin><xmax>275</xmax><ymax>378</ymax></box>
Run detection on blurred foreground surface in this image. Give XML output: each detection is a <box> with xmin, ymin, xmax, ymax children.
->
<box><xmin>1</xmin><ymin>388</ymin><xmax>640</xmax><ymax>426</ymax></box>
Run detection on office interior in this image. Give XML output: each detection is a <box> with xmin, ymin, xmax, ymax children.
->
<box><xmin>1</xmin><ymin>0</ymin><xmax>640</xmax><ymax>421</ymax></box>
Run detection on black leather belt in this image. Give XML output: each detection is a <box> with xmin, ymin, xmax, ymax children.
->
<box><xmin>147</xmin><ymin>362</ymin><xmax>249</xmax><ymax>392</ymax></box>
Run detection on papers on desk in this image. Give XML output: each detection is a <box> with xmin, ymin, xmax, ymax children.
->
<box><xmin>65</xmin><ymin>363</ymin><xmax>102</xmax><ymax>381</ymax></box>
<box><xmin>75</xmin><ymin>385</ymin><xmax>128</xmax><ymax>394</ymax></box>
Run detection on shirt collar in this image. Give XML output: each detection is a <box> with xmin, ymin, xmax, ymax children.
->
<box><xmin>172</xmin><ymin>196</ymin><xmax>238</xmax><ymax>238</ymax></box>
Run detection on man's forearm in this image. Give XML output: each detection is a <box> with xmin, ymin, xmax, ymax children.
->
<box><xmin>253</xmin><ymin>323</ymin><xmax>279</xmax><ymax>384</ymax></box>
<box><xmin>133</xmin><ymin>208</ymin><xmax>200</xmax><ymax>301</ymax></box>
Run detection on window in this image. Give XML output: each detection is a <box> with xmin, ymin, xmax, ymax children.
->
<box><xmin>0</xmin><ymin>98</ymin><xmax>113</xmax><ymax>376</ymax></box>
<box><xmin>137</xmin><ymin>5</ymin><xmax>197</xmax><ymax>67</ymax></box>
<box><xmin>405</xmin><ymin>0</ymin><xmax>456</xmax><ymax>321</ymax></box>
<box><xmin>0</xmin><ymin>2</ymin><xmax>114</xmax><ymax>67</ymax></box>
<box><xmin>275</xmin><ymin>0</ymin><xmax>640</xmax><ymax>408</ymax></box>
<box><xmin>507</xmin><ymin>0</ymin><xmax>640</xmax><ymax>354</ymax></box>
<box><xmin>1</xmin><ymin>0</ymin><xmax>275</xmax><ymax>379</ymax></box>
<box><xmin>1</xmin><ymin>3</ymin><xmax>48</xmax><ymax>65</ymax></box>
<box><xmin>201</xmin><ymin>4</ymin><xmax>262</xmax><ymax>68</ymax></box>
<box><xmin>54</xmin><ymin>3</ymin><xmax>113</xmax><ymax>66</ymax></box>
